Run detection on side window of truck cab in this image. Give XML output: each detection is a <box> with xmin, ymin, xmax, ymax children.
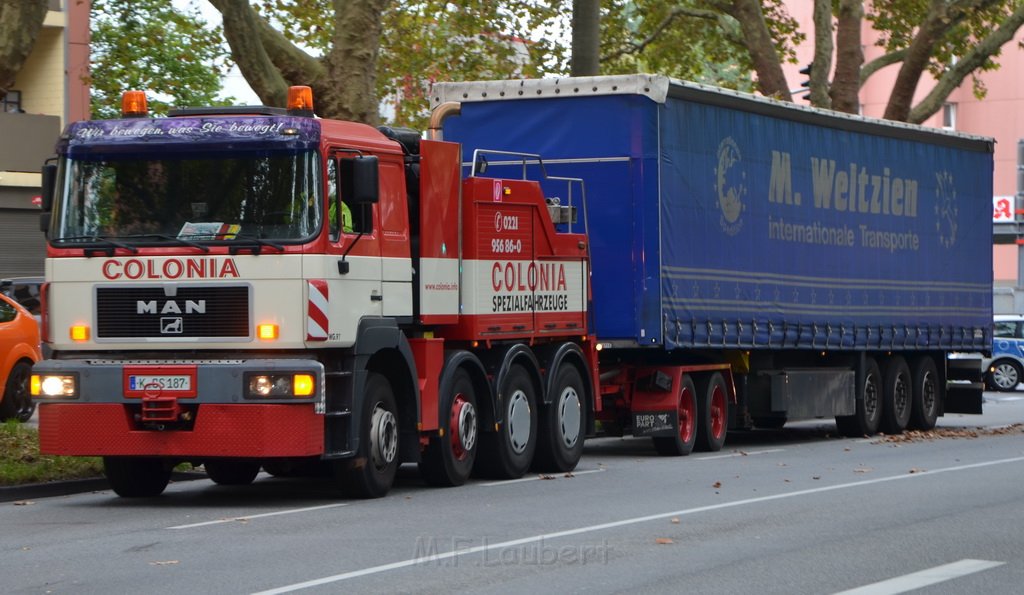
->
<box><xmin>326</xmin><ymin>156</ymin><xmax>370</xmax><ymax>240</ymax></box>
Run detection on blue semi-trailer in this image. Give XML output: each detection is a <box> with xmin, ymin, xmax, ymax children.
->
<box><xmin>432</xmin><ymin>74</ymin><xmax>992</xmax><ymax>450</ymax></box>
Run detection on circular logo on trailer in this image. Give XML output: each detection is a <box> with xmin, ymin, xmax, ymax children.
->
<box><xmin>715</xmin><ymin>137</ymin><xmax>746</xmax><ymax>236</ymax></box>
<box><xmin>934</xmin><ymin>171</ymin><xmax>958</xmax><ymax>248</ymax></box>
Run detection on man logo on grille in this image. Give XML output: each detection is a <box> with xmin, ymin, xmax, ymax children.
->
<box><xmin>161</xmin><ymin>317</ymin><xmax>183</xmax><ymax>334</ymax></box>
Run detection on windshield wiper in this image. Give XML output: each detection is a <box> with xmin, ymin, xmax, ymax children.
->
<box><xmin>227</xmin><ymin>233</ymin><xmax>286</xmax><ymax>255</ymax></box>
<box><xmin>120</xmin><ymin>233</ymin><xmax>211</xmax><ymax>253</ymax></box>
<box><xmin>53</xmin><ymin>235</ymin><xmax>140</xmax><ymax>257</ymax></box>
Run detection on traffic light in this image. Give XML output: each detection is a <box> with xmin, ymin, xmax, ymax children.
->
<box><xmin>799</xmin><ymin>62</ymin><xmax>814</xmax><ymax>89</ymax></box>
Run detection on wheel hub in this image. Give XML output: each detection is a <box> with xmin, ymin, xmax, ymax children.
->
<box><xmin>370</xmin><ymin>404</ymin><xmax>398</xmax><ymax>470</ymax></box>
<box><xmin>558</xmin><ymin>387</ymin><xmax>581</xmax><ymax>448</ymax></box>
<box><xmin>450</xmin><ymin>395</ymin><xmax>477</xmax><ymax>460</ymax></box>
<box><xmin>507</xmin><ymin>390</ymin><xmax>532</xmax><ymax>454</ymax></box>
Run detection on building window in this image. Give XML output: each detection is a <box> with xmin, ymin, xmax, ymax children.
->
<box><xmin>2</xmin><ymin>90</ymin><xmax>22</xmax><ymax>113</ymax></box>
<box><xmin>942</xmin><ymin>103</ymin><xmax>957</xmax><ymax>130</ymax></box>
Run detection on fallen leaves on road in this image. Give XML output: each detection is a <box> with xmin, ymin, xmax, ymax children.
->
<box><xmin>12</xmin><ymin>500</ymin><xmax>34</xmax><ymax>506</ymax></box>
<box><xmin>671</xmin><ymin>517</ymin><xmax>680</xmax><ymax>524</ymax></box>
<box><xmin>539</xmin><ymin>474</ymin><xmax>556</xmax><ymax>480</ymax></box>
<box><xmin>908</xmin><ymin>468</ymin><xmax>925</xmax><ymax>474</ymax></box>
<box><xmin>712</xmin><ymin>481</ymin><xmax>722</xmax><ymax>488</ymax></box>
<box><xmin>877</xmin><ymin>424</ymin><xmax>1024</xmax><ymax>444</ymax></box>
<box><xmin>655</xmin><ymin>538</ymin><xmax>674</xmax><ymax>545</ymax></box>
<box><xmin>853</xmin><ymin>467</ymin><xmax>872</xmax><ymax>474</ymax></box>
<box><xmin>564</xmin><ymin>472</ymin><xmax>575</xmax><ymax>478</ymax></box>
<box><xmin>149</xmin><ymin>560</ymin><xmax>179</xmax><ymax>566</ymax></box>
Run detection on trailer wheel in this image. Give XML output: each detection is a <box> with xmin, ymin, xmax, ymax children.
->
<box><xmin>420</xmin><ymin>368</ymin><xmax>479</xmax><ymax>486</ymax></box>
<box><xmin>653</xmin><ymin>374</ymin><xmax>698</xmax><ymax>456</ymax></box>
<box><xmin>880</xmin><ymin>356</ymin><xmax>912</xmax><ymax>434</ymax></box>
<box><xmin>103</xmin><ymin>457</ymin><xmax>171</xmax><ymax>498</ymax></box>
<box><xmin>336</xmin><ymin>373</ymin><xmax>399</xmax><ymax>498</ymax></box>
<box><xmin>836</xmin><ymin>357</ymin><xmax>883</xmax><ymax>437</ymax></box>
<box><xmin>695</xmin><ymin>372</ymin><xmax>728</xmax><ymax>452</ymax></box>
<box><xmin>475</xmin><ymin>364</ymin><xmax>537</xmax><ymax>478</ymax></box>
<box><xmin>908</xmin><ymin>356</ymin><xmax>940</xmax><ymax>431</ymax></box>
<box><xmin>533</xmin><ymin>365</ymin><xmax>586</xmax><ymax>472</ymax></box>
<box><xmin>986</xmin><ymin>359</ymin><xmax>1022</xmax><ymax>392</ymax></box>
<box><xmin>204</xmin><ymin>461</ymin><xmax>261</xmax><ymax>485</ymax></box>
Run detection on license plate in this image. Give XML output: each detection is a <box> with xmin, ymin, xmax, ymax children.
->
<box><xmin>129</xmin><ymin>375</ymin><xmax>192</xmax><ymax>392</ymax></box>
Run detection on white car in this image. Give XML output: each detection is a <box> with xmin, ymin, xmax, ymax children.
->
<box><xmin>983</xmin><ymin>314</ymin><xmax>1024</xmax><ymax>391</ymax></box>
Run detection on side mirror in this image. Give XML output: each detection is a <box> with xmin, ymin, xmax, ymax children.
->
<box><xmin>339</xmin><ymin>155</ymin><xmax>379</xmax><ymax>205</ymax></box>
<box><xmin>40</xmin><ymin>162</ymin><xmax>57</xmax><ymax>212</ymax></box>
<box><xmin>473</xmin><ymin>153</ymin><xmax>488</xmax><ymax>176</ymax></box>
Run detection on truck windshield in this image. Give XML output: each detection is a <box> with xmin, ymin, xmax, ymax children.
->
<box><xmin>51</xmin><ymin>149</ymin><xmax>321</xmax><ymax>244</ymax></box>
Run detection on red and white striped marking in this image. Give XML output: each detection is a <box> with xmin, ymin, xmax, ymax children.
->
<box><xmin>306</xmin><ymin>279</ymin><xmax>329</xmax><ymax>341</ymax></box>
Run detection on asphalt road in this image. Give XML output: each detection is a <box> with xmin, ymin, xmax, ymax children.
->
<box><xmin>5</xmin><ymin>393</ymin><xmax>1024</xmax><ymax>595</ymax></box>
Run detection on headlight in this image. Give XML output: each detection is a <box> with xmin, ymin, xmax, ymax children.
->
<box><xmin>31</xmin><ymin>374</ymin><xmax>78</xmax><ymax>398</ymax></box>
<box><xmin>246</xmin><ymin>373</ymin><xmax>316</xmax><ymax>398</ymax></box>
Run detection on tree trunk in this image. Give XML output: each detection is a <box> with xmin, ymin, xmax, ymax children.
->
<box><xmin>0</xmin><ymin>0</ymin><xmax>49</xmax><ymax>98</ymax></box>
<box><xmin>829</xmin><ymin>0</ymin><xmax>863</xmax><ymax>114</ymax></box>
<box><xmin>807</xmin><ymin>0</ymin><xmax>833</xmax><ymax>109</ymax></box>
<box><xmin>720</xmin><ymin>0</ymin><xmax>791</xmax><ymax>101</ymax></box>
<box><xmin>211</xmin><ymin>0</ymin><xmax>385</xmax><ymax>123</ymax></box>
<box><xmin>571</xmin><ymin>0</ymin><xmax>600</xmax><ymax>76</ymax></box>
<box><xmin>323</xmin><ymin>0</ymin><xmax>387</xmax><ymax>125</ymax></box>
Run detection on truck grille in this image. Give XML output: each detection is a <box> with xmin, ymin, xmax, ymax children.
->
<box><xmin>96</xmin><ymin>285</ymin><xmax>250</xmax><ymax>339</ymax></box>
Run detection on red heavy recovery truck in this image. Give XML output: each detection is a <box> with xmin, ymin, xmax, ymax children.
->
<box><xmin>32</xmin><ymin>75</ymin><xmax>991</xmax><ymax>498</ymax></box>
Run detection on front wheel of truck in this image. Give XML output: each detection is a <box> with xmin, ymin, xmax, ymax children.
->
<box><xmin>103</xmin><ymin>457</ymin><xmax>172</xmax><ymax>498</ymax></box>
<box><xmin>335</xmin><ymin>373</ymin><xmax>400</xmax><ymax>498</ymax></box>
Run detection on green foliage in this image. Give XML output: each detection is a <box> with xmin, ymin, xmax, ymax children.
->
<box><xmin>251</xmin><ymin>1</ymin><xmax>567</xmax><ymax>128</ymax></box>
<box><xmin>89</xmin><ymin>0</ymin><xmax>234</xmax><ymax>119</ymax></box>
<box><xmin>0</xmin><ymin>420</ymin><xmax>103</xmax><ymax>486</ymax></box>
<box><xmin>599</xmin><ymin>1</ymin><xmax>752</xmax><ymax>90</ymax></box>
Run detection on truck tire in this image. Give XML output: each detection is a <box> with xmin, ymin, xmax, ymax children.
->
<box><xmin>474</xmin><ymin>364</ymin><xmax>537</xmax><ymax>478</ymax></box>
<box><xmin>533</xmin><ymin>365</ymin><xmax>585</xmax><ymax>472</ymax></box>
<box><xmin>986</xmin><ymin>359</ymin><xmax>1022</xmax><ymax>392</ymax></box>
<box><xmin>0</xmin><ymin>360</ymin><xmax>34</xmax><ymax>422</ymax></box>
<box><xmin>335</xmin><ymin>372</ymin><xmax>400</xmax><ymax>498</ymax></box>
<box><xmin>103</xmin><ymin>457</ymin><xmax>171</xmax><ymax>498</ymax></box>
<box><xmin>880</xmin><ymin>356</ymin><xmax>912</xmax><ymax>435</ymax></box>
<box><xmin>653</xmin><ymin>374</ymin><xmax>698</xmax><ymax>456</ymax></box>
<box><xmin>836</xmin><ymin>357</ymin><xmax>883</xmax><ymax>437</ymax></box>
<box><xmin>908</xmin><ymin>356</ymin><xmax>940</xmax><ymax>431</ymax></box>
<box><xmin>204</xmin><ymin>461</ymin><xmax>261</xmax><ymax>485</ymax></box>
<box><xmin>419</xmin><ymin>368</ymin><xmax>478</xmax><ymax>486</ymax></box>
<box><xmin>695</xmin><ymin>372</ymin><xmax>728</xmax><ymax>452</ymax></box>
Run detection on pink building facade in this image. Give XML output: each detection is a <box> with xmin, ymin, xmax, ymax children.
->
<box><xmin>782</xmin><ymin>3</ymin><xmax>1022</xmax><ymax>294</ymax></box>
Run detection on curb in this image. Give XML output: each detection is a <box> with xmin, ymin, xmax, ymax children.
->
<box><xmin>0</xmin><ymin>472</ymin><xmax>208</xmax><ymax>503</ymax></box>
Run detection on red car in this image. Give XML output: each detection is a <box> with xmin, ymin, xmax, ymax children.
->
<box><xmin>0</xmin><ymin>292</ymin><xmax>41</xmax><ymax>422</ymax></box>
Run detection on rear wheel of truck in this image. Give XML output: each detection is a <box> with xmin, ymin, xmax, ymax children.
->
<box><xmin>836</xmin><ymin>357</ymin><xmax>883</xmax><ymax>437</ymax></box>
<box><xmin>533</xmin><ymin>364</ymin><xmax>586</xmax><ymax>472</ymax></box>
<box><xmin>908</xmin><ymin>356</ymin><xmax>940</xmax><ymax>430</ymax></box>
<box><xmin>880</xmin><ymin>356</ymin><xmax>912</xmax><ymax>434</ymax></box>
<box><xmin>420</xmin><ymin>368</ymin><xmax>479</xmax><ymax>486</ymax></box>
<box><xmin>695</xmin><ymin>372</ymin><xmax>728</xmax><ymax>452</ymax></box>
<box><xmin>475</xmin><ymin>364</ymin><xmax>537</xmax><ymax>478</ymax></box>
<box><xmin>204</xmin><ymin>461</ymin><xmax>261</xmax><ymax>485</ymax></box>
<box><xmin>103</xmin><ymin>457</ymin><xmax>171</xmax><ymax>498</ymax></box>
<box><xmin>336</xmin><ymin>373</ymin><xmax>399</xmax><ymax>498</ymax></box>
<box><xmin>653</xmin><ymin>374</ymin><xmax>698</xmax><ymax>456</ymax></box>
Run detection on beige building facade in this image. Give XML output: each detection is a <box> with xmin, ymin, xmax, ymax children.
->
<box><xmin>0</xmin><ymin>0</ymin><xmax>89</xmax><ymax>277</ymax></box>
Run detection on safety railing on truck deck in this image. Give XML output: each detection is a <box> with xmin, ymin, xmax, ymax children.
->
<box><xmin>468</xmin><ymin>149</ymin><xmax>589</xmax><ymax>238</ymax></box>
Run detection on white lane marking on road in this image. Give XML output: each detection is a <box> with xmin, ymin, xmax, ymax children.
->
<box><xmin>252</xmin><ymin>455</ymin><xmax>1024</xmax><ymax>594</ymax></box>
<box><xmin>478</xmin><ymin>468</ymin><xmax>605</xmax><ymax>486</ymax></box>
<box><xmin>167</xmin><ymin>503</ymin><xmax>349</xmax><ymax>529</ymax></box>
<box><xmin>832</xmin><ymin>559</ymin><xmax>1005</xmax><ymax>595</ymax></box>
<box><xmin>695</xmin><ymin>448</ymin><xmax>785</xmax><ymax>460</ymax></box>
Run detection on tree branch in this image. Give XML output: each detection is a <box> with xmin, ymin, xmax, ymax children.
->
<box><xmin>908</xmin><ymin>4</ymin><xmax>1024</xmax><ymax>123</ymax></box>
<box><xmin>0</xmin><ymin>0</ymin><xmax>49</xmax><ymax>98</ymax></box>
